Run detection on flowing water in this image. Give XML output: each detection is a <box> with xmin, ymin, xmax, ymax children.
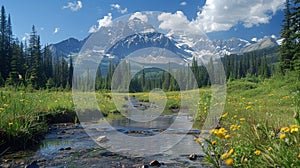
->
<box><xmin>0</xmin><ymin>98</ymin><xmax>209</xmax><ymax>168</ymax></box>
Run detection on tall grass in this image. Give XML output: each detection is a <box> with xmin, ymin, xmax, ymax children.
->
<box><xmin>0</xmin><ymin>90</ymin><xmax>74</xmax><ymax>149</ymax></box>
<box><xmin>197</xmin><ymin>73</ymin><xmax>300</xmax><ymax>167</ymax></box>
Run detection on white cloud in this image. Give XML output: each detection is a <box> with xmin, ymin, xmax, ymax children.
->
<box><xmin>110</xmin><ymin>3</ymin><xmax>127</xmax><ymax>14</ymax></box>
<box><xmin>158</xmin><ymin>11</ymin><xmax>201</xmax><ymax>34</ymax></box>
<box><xmin>63</xmin><ymin>1</ymin><xmax>83</xmax><ymax>12</ymax></box>
<box><xmin>251</xmin><ymin>37</ymin><xmax>258</xmax><ymax>42</ymax></box>
<box><xmin>180</xmin><ymin>2</ymin><xmax>187</xmax><ymax>6</ymax></box>
<box><xmin>53</xmin><ymin>28</ymin><xmax>60</xmax><ymax>34</ymax></box>
<box><xmin>129</xmin><ymin>12</ymin><xmax>148</xmax><ymax>23</ymax></box>
<box><xmin>195</xmin><ymin>0</ymin><xmax>285</xmax><ymax>33</ymax></box>
<box><xmin>89</xmin><ymin>13</ymin><xmax>113</xmax><ymax>33</ymax></box>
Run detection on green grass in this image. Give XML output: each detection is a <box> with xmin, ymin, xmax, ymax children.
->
<box><xmin>1</xmin><ymin>72</ymin><xmax>299</xmax><ymax>167</ymax></box>
<box><xmin>0</xmin><ymin>90</ymin><xmax>75</xmax><ymax>149</ymax></box>
<box><xmin>197</xmin><ymin>72</ymin><xmax>300</xmax><ymax>167</ymax></box>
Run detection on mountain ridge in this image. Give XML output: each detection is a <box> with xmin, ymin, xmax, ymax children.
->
<box><xmin>49</xmin><ymin>21</ymin><xmax>279</xmax><ymax>61</ymax></box>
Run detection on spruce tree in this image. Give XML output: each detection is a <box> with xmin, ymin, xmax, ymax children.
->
<box><xmin>280</xmin><ymin>0</ymin><xmax>294</xmax><ymax>72</ymax></box>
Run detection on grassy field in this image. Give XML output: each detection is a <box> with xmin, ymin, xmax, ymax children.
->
<box><xmin>0</xmin><ymin>72</ymin><xmax>299</xmax><ymax>167</ymax></box>
<box><xmin>197</xmin><ymin>72</ymin><xmax>300</xmax><ymax>167</ymax></box>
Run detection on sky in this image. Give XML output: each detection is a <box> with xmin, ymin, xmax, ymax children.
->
<box><xmin>1</xmin><ymin>0</ymin><xmax>285</xmax><ymax>45</ymax></box>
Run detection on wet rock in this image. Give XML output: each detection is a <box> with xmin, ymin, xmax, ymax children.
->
<box><xmin>100</xmin><ymin>151</ymin><xmax>117</xmax><ymax>157</ymax></box>
<box><xmin>188</xmin><ymin>153</ymin><xmax>197</xmax><ymax>161</ymax></box>
<box><xmin>96</xmin><ymin>135</ymin><xmax>108</xmax><ymax>143</ymax></box>
<box><xmin>25</xmin><ymin>160</ymin><xmax>39</xmax><ymax>168</ymax></box>
<box><xmin>59</xmin><ymin>147</ymin><xmax>71</xmax><ymax>151</ymax></box>
<box><xmin>149</xmin><ymin>160</ymin><xmax>161</xmax><ymax>167</ymax></box>
<box><xmin>37</xmin><ymin>159</ymin><xmax>46</xmax><ymax>163</ymax></box>
<box><xmin>65</xmin><ymin>147</ymin><xmax>72</xmax><ymax>150</ymax></box>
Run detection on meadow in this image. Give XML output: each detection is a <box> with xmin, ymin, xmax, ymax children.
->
<box><xmin>0</xmin><ymin>72</ymin><xmax>299</xmax><ymax>167</ymax></box>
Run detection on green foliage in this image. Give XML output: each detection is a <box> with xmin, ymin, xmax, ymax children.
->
<box><xmin>0</xmin><ymin>6</ymin><xmax>73</xmax><ymax>91</ymax></box>
<box><xmin>198</xmin><ymin>71</ymin><xmax>300</xmax><ymax>167</ymax></box>
<box><xmin>280</xmin><ymin>0</ymin><xmax>300</xmax><ymax>72</ymax></box>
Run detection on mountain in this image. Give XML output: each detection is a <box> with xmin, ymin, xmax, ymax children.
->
<box><xmin>49</xmin><ymin>19</ymin><xmax>279</xmax><ymax>62</ymax></box>
<box><xmin>49</xmin><ymin>37</ymin><xmax>86</xmax><ymax>58</ymax></box>
<box><xmin>241</xmin><ymin>37</ymin><xmax>278</xmax><ymax>53</ymax></box>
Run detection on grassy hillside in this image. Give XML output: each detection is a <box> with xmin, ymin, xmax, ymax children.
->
<box><xmin>197</xmin><ymin>71</ymin><xmax>300</xmax><ymax>167</ymax></box>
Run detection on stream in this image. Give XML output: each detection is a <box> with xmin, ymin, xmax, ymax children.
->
<box><xmin>0</xmin><ymin>98</ymin><xmax>209</xmax><ymax>168</ymax></box>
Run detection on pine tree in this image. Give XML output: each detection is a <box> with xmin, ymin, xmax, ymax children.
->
<box><xmin>43</xmin><ymin>45</ymin><xmax>53</xmax><ymax>79</ymax></box>
<box><xmin>280</xmin><ymin>0</ymin><xmax>294</xmax><ymax>72</ymax></box>
<box><xmin>0</xmin><ymin>6</ymin><xmax>11</xmax><ymax>80</ymax></box>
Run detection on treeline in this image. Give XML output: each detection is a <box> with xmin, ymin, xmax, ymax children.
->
<box><xmin>97</xmin><ymin>59</ymin><xmax>211</xmax><ymax>92</ymax></box>
<box><xmin>88</xmin><ymin>50</ymin><xmax>274</xmax><ymax>92</ymax></box>
<box><xmin>0</xmin><ymin>6</ymin><xmax>73</xmax><ymax>90</ymax></box>
<box><xmin>280</xmin><ymin>0</ymin><xmax>300</xmax><ymax>75</ymax></box>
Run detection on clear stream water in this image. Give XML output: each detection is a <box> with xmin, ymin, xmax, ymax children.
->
<box><xmin>0</xmin><ymin>99</ymin><xmax>208</xmax><ymax>168</ymax></box>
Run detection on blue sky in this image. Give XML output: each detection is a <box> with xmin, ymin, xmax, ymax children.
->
<box><xmin>1</xmin><ymin>0</ymin><xmax>285</xmax><ymax>44</ymax></box>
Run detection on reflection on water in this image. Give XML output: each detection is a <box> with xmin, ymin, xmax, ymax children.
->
<box><xmin>109</xmin><ymin>115</ymin><xmax>175</xmax><ymax>130</ymax></box>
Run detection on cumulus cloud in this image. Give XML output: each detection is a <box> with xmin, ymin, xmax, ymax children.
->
<box><xmin>63</xmin><ymin>1</ymin><xmax>83</xmax><ymax>12</ymax></box>
<box><xmin>110</xmin><ymin>3</ymin><xmax>127</xmax><ymax>14</ymax></box>
<box><xmin>53</xmin><ymin>28</ymin><xmax>60</xmax><ymax>34</ymax></box>
<box><xmin>158</xmin><ymin>11</ymin><xmax>201</xmax><ymax>34</ymax></box>
<box><xmin>89</xmin><ymin>13</ymin><xmax>113</xmax><ymax>33</ymax></box>
<box><xmin>180</xmin><ymin>2</ymin><xmax>187</xmax><ymax>6</ymax></box>
<box><xmin>195</xmin><ymin>0</ymin><xmax>285</xmax><ymax>33</ymax></box>
<box><xmin>129</xmin><ymin>12</ymin><xmax>148</xmax><ymax>23</ymax></box>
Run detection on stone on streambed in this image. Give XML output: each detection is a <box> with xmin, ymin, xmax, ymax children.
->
<box><xmin>188</xmin><ymin>153</ymin><xmax>197</xmax><ymax>161</ymax></box>
<box><xmin>149</xmin><ymin>160</ymin><xmax>162</xmax><ymax>167</ymax></box>
<box><xmin>59</xmin><ymin>147</ymin><xmax>72</xmax><ymax>151</ymax></box>
<box><xmin>96</xmin><ymin>135</ymin><xmax>108</xmax><ymax>143</ymax></box>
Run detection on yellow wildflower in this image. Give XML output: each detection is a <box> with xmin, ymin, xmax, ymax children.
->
<box><xmin>8</xmin><ymin>122</ymin><xmax>13</xmax><ymax>126</ymax></box>
<box><xmin>0</xmin><ymin>107</ymin><xmax>4</xmax><ymax>111</ymax></box>
<box><xmin>221</xmin><ymin>113</ymin><xmax>228</xmax><ymax>118</ymax></box>
<box><xmin>230</xmin><ymin>124</ymin><xmax>240</xmax><ymax>131</ymax></box>
<box><xmin>210</xmin><ymin>129</ymin><xmax>218</xmax><ymax>134</ymax></box>
<box><xmin>194</xmin><ymin>137</ymin><xmax>203</xmax><ymax>143</ymax></box>
<box><xmin>225</xmin><ymin>158</ymin><xmax>234</xmax><ymax>166</ymax></box>
<box><xmin>245</xmin><ymin>106</ymin><xmax>251</xmax><ymax>110</ymax></box>
<box><xmin>228</xmin><ymin>148</ymin><xmax>234</xmax><ymax>155</ymax></box>
<box><xmin>239</xmin><ymin>118</ymin><xmax>246</xmax><ymax>121</ymax></box>
<box><xmin>225</xmin><ymin>135</ymin><xmax>231</xmax><ymax>139</ymax></box>
<box><xmin>298</xmin><ymin>154</ymin><xmax>300</xmax><ymax>160</ymax></box>
<box><xmin>216</xmin><ymin>128</ymin><xmax>228</xmax><ymax>138</ymax></box>
<box><xmin>290</xmin><ymin>125</ymin><xmax>299</xmax><ymax>133</ymax></box>
<box><xmin>280</xmin><ymin>127</ymin><xmax>290</xmax><ymax>133</ymax></box>
<box><xmin>3</xmin><ymin>104</ymin><xmax>8</xmax><ymax>107</ymax></box>
<box><xmin>268</xmin><ymin>147</ymin><xmax>272</xmax><ymax>151</ymax></box>
<box><xmin>279</xmin><ymin>134</ymin><xmax>286</xmax><ymax>140</ymax></box>
<box><xmin>254</xmin><ymin>150</ymin><xmax>261</xmax><ymax>155</ymax></box>
<box><xmin>211</xmin><ymin>140</ymin><xmax>217</xmax><ymax>145</ymax></box>
<box><xmin>221</xmin><ymin>153</ymin><xmax>229</xmax><ymax>159</ymax></box>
